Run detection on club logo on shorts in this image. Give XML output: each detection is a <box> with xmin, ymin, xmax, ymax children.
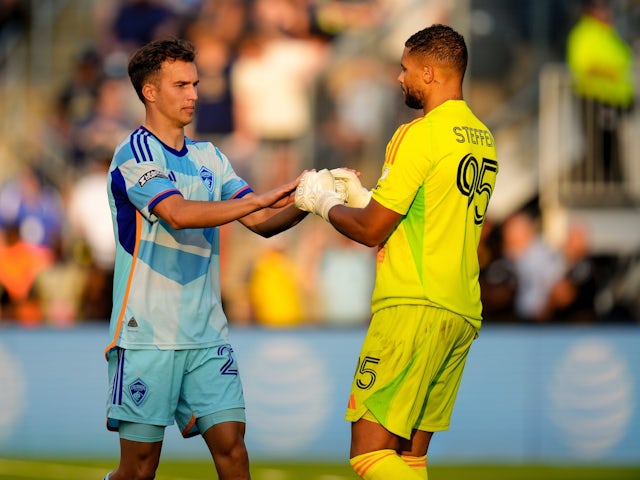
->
<box><xmin>199</xmin><ymin>166</ymin><xmax>215</xmax><ymax>192</ymax></box>
<box><xmin>128</xmin><ymin>378</ymin><xmax>148</xmax><ymax>406</ymax></box>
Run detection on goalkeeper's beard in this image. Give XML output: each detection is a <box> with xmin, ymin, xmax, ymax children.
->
<box><xmin>403</xmin><ymin>88</ymin><xmax>423</xmax><ymax>110</ymax></box>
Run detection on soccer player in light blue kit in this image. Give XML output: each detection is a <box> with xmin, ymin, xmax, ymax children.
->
<box><xmin>103</xmin><ymin>38</ymin><xmax>308</xmax><ymax>480</ymax></box>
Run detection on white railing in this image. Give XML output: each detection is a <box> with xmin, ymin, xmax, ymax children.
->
<box><xmin>539</xmin><ymin>63</ymin><xmax>640</xmax><ymax>209</ymax></box>
<box><xmin>539</xmin><ymin>63</ymin><xmax>640</xmax><ymax>256</ymax></box>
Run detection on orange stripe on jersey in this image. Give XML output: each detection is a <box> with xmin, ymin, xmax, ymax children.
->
<box><xmin>104</xmin><ymin>212</ymin><xmax>143</xmax><ymax>359</ymax></box>
<box><xmin>386</xmin><ymin>118</ymin><xmax>420</xmax><ymax>165</ymax></box>
<box><xmin>348</xmin><ymin>393</ymin><xmax>357</xmax><ymax>410</ymax></box>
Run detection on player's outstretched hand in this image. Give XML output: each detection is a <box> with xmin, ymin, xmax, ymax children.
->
<box><xmin>330</xmin><ymin>168</ymin><xmax>372</xmax><ymax>208</ymax></box>
<box><xmin>260</xmin><ymin>176</ymin><xmax>300</xmax><ymax>209</ymax></box>
<box><xmin>294</xmin><ymin>169</ymin><xmax>344</xmax><ymax>221</ymax></box>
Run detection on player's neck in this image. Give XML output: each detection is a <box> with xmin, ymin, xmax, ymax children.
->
<box><xmin>143</xmin><ymin>119</ymin><xmax>185</xmax><ymax>151</ymax></box>
<box><xmin>423</xmin><ymin>96</ymin><xmax>463</xmax><ymax>115</ymax></box>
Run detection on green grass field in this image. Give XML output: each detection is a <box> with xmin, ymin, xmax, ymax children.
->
<box><xmin>1</xmin><ymin>458</ymin><xmax>639</xmax><ymax>480</ymax></box>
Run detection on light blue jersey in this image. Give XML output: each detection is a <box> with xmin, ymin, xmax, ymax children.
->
<box><xmin>105</xmin><ymin>126</ymin><xmax>252</xmax><ymax>354</ymax></box>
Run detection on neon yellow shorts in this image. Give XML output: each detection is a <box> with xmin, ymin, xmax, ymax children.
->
<box><xmin>345</xmin><ymin>304</ymin><xmax>477</xmax><ymax>439</ymax></box>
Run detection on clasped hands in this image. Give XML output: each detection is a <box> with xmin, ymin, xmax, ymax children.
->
<box><xmin>294</xmin><ymin>168</ymin><xmax>371</xmax><ymax>221</ymax></box>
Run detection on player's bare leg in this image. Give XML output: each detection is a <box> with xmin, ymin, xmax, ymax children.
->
<box><xmin>350</xmin><ymin>417</ymin><xmax>400</xmax><ymax>457</ymax></box>
<box><xmin>108</xmin><ymin>439</ymin><xmax>162</xmax><ymax>480</ymax></box>
<box><xmin>202</xmin><ymin>420</ymin><xmax>251</xmax><ymax>480</ymax></box>
<box><xmin>399</xmin><ymin>430</ymin><xmax>433</xmax><ymax>479</ymax></box>
<box><xmin>399</xmin><ymin>429</ymin><xmax>433</xmax><ymax>457</ymax></box>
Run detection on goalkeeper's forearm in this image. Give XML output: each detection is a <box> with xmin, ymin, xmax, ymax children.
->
<box><xmin>325</xmin><ymin>204</ymin><xmax>378</xmax><ymax>247</ymax></box>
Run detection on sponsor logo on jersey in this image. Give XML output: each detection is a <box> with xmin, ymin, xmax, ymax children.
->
<box><xmin>128</xmin><ymin>378</ymin><xmax>148</xmax><ymax>406</ymax></box>
<box><xmin>138</xmin><ymin>169</ymin><xmax>167</xmax><ymax>187</ymax></box>
<box><xmin>199</xmin><ymin>166</ymin><xmax>215</xmax><ymax>192</ymax></box>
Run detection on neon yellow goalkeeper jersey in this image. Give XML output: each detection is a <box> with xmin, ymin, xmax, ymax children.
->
<box><xmin>371</xmin><ymin>100</ymin><xmax>498</xmax><ymax>330</ymax></box>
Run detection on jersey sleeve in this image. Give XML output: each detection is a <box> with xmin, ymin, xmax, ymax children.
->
<box><xmin>114</xmin><ymin>137</ymin><xmax>181</xmax><ymax>222</ymax></box>
<box><xmin>372</xmin><ymin>120</ymin><xmax>432</xmax><ymax>215</ymax></box>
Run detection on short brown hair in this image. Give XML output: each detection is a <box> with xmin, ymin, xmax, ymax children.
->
<box><xmin>128</xmin><ymin>38</ymin><xmax>196</xmax><ymax>103</ymax></box>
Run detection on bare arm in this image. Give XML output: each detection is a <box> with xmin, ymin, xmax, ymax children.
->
<box><xmin>239</xmin><ymin>201</ymin><xmax>309</xmax><ymax>238</ymax></box>
<box><xmin>327</xmin><ymin>198</ymin><xmax>403</xmax><ymax>247</ymax></box>
<box><xmin>151</xmin><ymin>177</ymin><xmax>300</xmax><ymax>230</ymax></box>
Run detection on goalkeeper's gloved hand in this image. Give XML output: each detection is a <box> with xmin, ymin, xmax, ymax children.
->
<box><xmin>330</xmin><ymin>168</ymin><xmax>372</xmax><ymax>208</ymax></box>
<box><xmin>294</xmin><ymin>169</ymin><xmax>345</xmax><ymax>221</ymax></box>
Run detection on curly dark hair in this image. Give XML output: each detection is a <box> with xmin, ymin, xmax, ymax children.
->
<box><xmin>128</xmin><ymin>38</ymin><xmax>196</xmax><ymax>103</ymax></box>
<box><xmin>405</xmin><ymin>24</ymin><xmax>468</xmax><ymax>78</ymax></box>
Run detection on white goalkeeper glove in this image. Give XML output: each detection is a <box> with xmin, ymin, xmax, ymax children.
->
<box><xmin>294</xmin><ymin>169</ymin><xmax>345</xmax><ymax>221</ymax></box>
<box><xmin>330</xmin><ymin>168</ymin><xmax>372</xmax><ymax>208</ymax></box>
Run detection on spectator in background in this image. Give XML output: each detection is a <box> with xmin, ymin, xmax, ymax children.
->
<box><xmin>0</xmin><ymin>165</ymin><xmax>64</xmax><ymax>250</ymax></box>
<box><xmin>478</xmin><ymin>218</ymin><xmax>518</xmax><ymax>323</ymax></box>
<box><xmin>32</xmin><ymin>230</ymin><xmax>87</xmax><ymax>328</ymax></box>
<box><xmin>0</xmin><ymin>0</ymin><xmax>29</xmax><ymax>49</ymax></box>
<box><xmin>71</xmin><ymin>72</ymin><xmax>141</xmax><ymax>168</ymax></box>
<box><xmin>187</xmin><ymin>30</ymin><xmax>236</xmax><ymax>144</ymax></box>
<box><xmin>38</xmin><ymin>47</ymin><xmax>103</xmax><ymax>189</ymax></box>
<box><xmin>0</xmin><ymin>166</ymin><xmax>68</xmax><ymax>326</ymax></box>
<box><xmin>194</xmin><ymin>0</ymin><xmax>247</xmax><ymax>48</ymax></box>
<box><xmin>501</xmin><ymin>211</ymin><xmax>564</xmax><ymax>322</ymax></box>
<box><xmin>549</xmin><ymin>222</ymin><xmax>599</xmax><ymax>323</ymax></box>
<box><xmin>247</xmin><ymin>235</ymin><xmax>306</xmax><ymax>328</ymax></box>
<box><xmin>66</xmin><ymin>148</ymin><xmax>115</xmax><ymax>321</ymax></box>
<box><xmin>566</xmin><ymin>0</ymin><xmax>635</xmax><ymax>184</ymax></box>
<box><xmin>110</xmin><ymin>0</ymin><xmax>179</xmax><ymax>53</ymax></box>
<box><xmin>182</xmin><ymin>0</ymin><xmax>250</xmax><ymax>178</ymax></box>
<box><xmin>231</xmin><ymin>0</ymin><xmax>331</xmax><ymax>187</ymax></box>
<box><xmin>315</xmin><ymin>56</ymin><xmax>398</xmax><ymax>183</ymax></box>
<box><xmin>318</xmin><ymin>236</ymin><xmax>375</xmax><ymax>327</ymax></box>
<box><xmin>0</xmin><ymin>221</ymin><xmax>54</xmax><ymax>326</ymax></box>
<box><xmin>55</xmin><ymin>47</ymin><xmax>103</xmax><ymax>148</ymax></box>
<box><xmin>52</xmin><ymin>46</ymin><xmax>142</xmax><ymax>180</ymax></box>
<box><xmin>301</xmin><ymin>226</ymin><xmax>375</xmax><ymax>327</ymax></box>
<box><xmin>309</xmin><ymin>0</ymin><xmax>384</xmax><ymax>39</ymax></box>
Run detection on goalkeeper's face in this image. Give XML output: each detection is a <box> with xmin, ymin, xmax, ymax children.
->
<box><xmin>398</xmin><ymin>48</ymin><xmax>424</xmax><ymax>110</ymax></box>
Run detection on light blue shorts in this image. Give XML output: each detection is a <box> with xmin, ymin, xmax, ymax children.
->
<box><xmin>106</xmin><ymin>345</ymin><xmax>245</xmax><ymax>440</ymax></box>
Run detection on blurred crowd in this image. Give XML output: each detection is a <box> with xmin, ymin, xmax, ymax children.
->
<box><xmin>0</xmin><ymin>0</ymin><xmax>638</xmax><ymax>328</ymax></box>
<box><xmin>479</xmin><ymin>206</ymin><xmax>639</xmax><ymax>325</ymax></box>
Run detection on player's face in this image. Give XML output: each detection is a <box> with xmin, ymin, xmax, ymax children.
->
<box><xmin>151</xmin><ymin>60</ymin><xmax>199</xmax><ymax>127</ymax></box>
<box><xmin>398</xmin><ymin>48</ymin><xmax>424</xmax><ymax>110</ymax></box>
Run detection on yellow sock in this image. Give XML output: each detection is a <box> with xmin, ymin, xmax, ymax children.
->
<box><xmin>350</xmin><ymin>449</ymin><xmax>423</xmax><ymax>479</ymax></box>
<box><xmin>401</xmin><ymin>454</ymin><xmax>428</xmax><ymax>479</ymax></box>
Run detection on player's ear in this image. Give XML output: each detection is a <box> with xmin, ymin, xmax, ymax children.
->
<box><xmin>142</xmin><ymin>83</ymin><xmax>156</xmax><ymax>103</ymax></box>
<box><xmin>422</xmin><ymin>65</ymin><xmax>434</xmax><ymax>84</ymax></box>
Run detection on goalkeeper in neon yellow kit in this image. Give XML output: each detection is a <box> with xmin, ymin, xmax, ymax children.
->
<box><xmin>295</xmin><ymin>25</ymin><xmax>498</xmax><ymax>479</ymax></box>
